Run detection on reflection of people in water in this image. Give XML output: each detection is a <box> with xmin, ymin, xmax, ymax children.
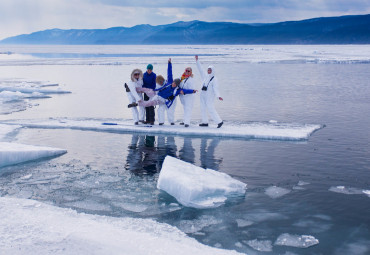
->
<box><xmin>125</xmin><ymin>134</ymin><xmax>158</xmax><ymax>176</ymax></box>
<box><xmin>178</xmin><ymin>137</ymin><xmax>195</xmax><ymax>164</ymax></box>
<box><xmin>156</xmin><ymin>136</ymin><xmax>177</xmax><ymax>170</ymax></box>
<box><xmin>200</xmin><ymin>138</ymin><xmax>222</xmax><ymax>170</ymax></box>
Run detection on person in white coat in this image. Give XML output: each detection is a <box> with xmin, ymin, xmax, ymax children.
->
<box><xmin>124</xmin><ymin>69</ymin><xmax>145</xmax><ymax>125</ymax></box>
<box><xmin>178</xmin><ymin>66</ymin><xmax>196</xmax><ymax>127</ymax></box>
<box><xmin>195</xmin><ymin>55</ymin><xmax>223</xmax><ymax>128</ymax></box>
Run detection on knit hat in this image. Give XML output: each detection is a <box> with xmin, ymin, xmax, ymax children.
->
<box><xmin>174</xmin><ymin>78</ymin><xmax>181</xmax><ymax>86</ymax></box>
<box><xmin>147</xmin><ymin>64</ymin><xmax>153</xmax><ymax>70</ymax></box>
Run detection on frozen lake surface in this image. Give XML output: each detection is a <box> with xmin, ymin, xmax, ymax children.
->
<box><xmin>0</xmin><ymin>45</ymin><xmax>370</xmax><ymax>254</ymax></box>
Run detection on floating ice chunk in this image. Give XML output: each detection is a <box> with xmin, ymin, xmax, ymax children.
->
<box><xmin>0</xmin><ymin>197</ymin><xmax>242</xmax><ymax>255</ymax></box>
<box><xmin>178</xmin><ymin>215</ymin><xmax>222</xmax><ymax>234</ymax></box>
<box><xmin>265</xmin><ymin>186</ymin><xmax>291</xmax><ymax>198</ymax></box>
<box><xmin>275</xmin><ymin>233</ymin><xmax>319</xmax><ymax>248</ymax></box>
<box><xmin>157</xmin><ymin>156</ymin><xmax>246</xmax><ymax>209</ymax></box>
<box><xmin>329</xmin><ymin>186</ymin><xmax>364</xmax><ymax>195</ymax></box>
<box><xmin>0</xmin><ymin>86</ymin><xmax>71</xmax><ymax>94</ymax></box>
<box><xmin>236</xmin><ymin>219</ymin><xmax>253</xmax><ymax>228</ymax></box>
<box><xmin>297</xmin><ymin>181</ymin><xmax>310</xmax><ymax>186</ymax></box>
<box><xmin>363</xmin><ymin>190</ymin><xmax>370</xmax><ymax>197</ymax></box>
<box><xmin>245</xmin><ymin>239</ymin><xmax>273</xmax><ymax>252</ymax></box>
<box><xmin>0</xmin><ymin>142</ymin><xmax>67</xmax><ymax>168</ymax></box>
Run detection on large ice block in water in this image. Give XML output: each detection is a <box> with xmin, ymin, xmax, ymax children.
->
<box><xmin>0</xmin><ymin>142</ymin><xmax>67</xmax><ymax>167</ymax></box>
<box><xmin>157</xmin><ymin>156</ymin><xmax>247</xmax><ymax>209</ymax></box>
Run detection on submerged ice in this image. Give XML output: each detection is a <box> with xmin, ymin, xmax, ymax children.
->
<box><xmin>157</xmin><ymin>156</ymin><xmax>246</xmax><ymax>209</ymax></box>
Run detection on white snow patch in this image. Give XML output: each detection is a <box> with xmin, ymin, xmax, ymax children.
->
<box><xmin>0</xmin><ymin>197</ymin><xmax>242</xmax><ymax>255</ymax></box>
<box><xmin>0</xmin><ymin>142</ymin><xmax>67</xmax><ymax>168</ymax></box>
<box><xmin>157</xmin><ymin>156</ymin><xmax>246</xmax><ymax>209</ymax></box>
<box><xmin>275</xmin><ymin>233</ymin><xmax>319</xmax><ymax>248</ymax></box>
<box><xmin>265</xmin><ymin>186</ymin><xmax>291</xmax><ymax>198</ymax></box>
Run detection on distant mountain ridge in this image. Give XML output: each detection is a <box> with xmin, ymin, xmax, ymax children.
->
<box><xmin>1</xmin><ymin>14</ymin><xmax>370</xmax><ymax>44</ymax></box>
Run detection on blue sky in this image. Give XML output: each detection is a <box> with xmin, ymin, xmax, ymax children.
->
<box><xmin>1</xmin><ymin>0</ymin><xmax>370</xmax><ymax>40</ymax></box>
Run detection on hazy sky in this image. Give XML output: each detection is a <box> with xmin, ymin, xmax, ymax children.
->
<box><xmin>1</xmin><ymin>0</ymin><xmax>369</xmax><ymax>40</ymax></box>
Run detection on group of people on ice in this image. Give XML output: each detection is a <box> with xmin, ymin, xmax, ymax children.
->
<box><xmin>125</xmin><ymin>55</ymin><xmax>224</xmax><ymax>128</ymax></box>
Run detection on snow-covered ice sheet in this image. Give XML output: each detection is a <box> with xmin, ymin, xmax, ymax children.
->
<box><xmin>0</xmin><ymin>124</ymin><xmax>20</xmax><ymax>141</ymax></box>
<box><xmin>157</xmin><ymin>156</ymin><xmax>246</xmax><ymax>209</ymax></box>
<box><xmin>0</xmin><ymin>142</ymin><xmax>67</xmax><ymax>168</ymax></box>
<box><xmin>0</xmin><ymin>197</ymin><xmax>243</xmax><ymax>255</ymax></box>
<box><xmin>0</xmin><ymin>118</ymin><xmax>323</xmax><ymax>141</ymax></box>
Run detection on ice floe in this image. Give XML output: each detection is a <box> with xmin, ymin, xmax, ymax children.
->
<box><xmin>0</xmin><ymin>197</ymin><xmax>242</xmax><ymax>255</ymax></box>
<box><xmin>329</xmin><ymin>186</ymin><xmax>369</xmax><ymax>197</ymax></box>
<box><xmin>177</xmin><ymin>215</ymin><xmax>222</xmax><ymax>234</ymax></box>
<box><xmin>0</xmin><ymin>142</ymin><xmax>67</xmax><ymax>168</ymax></box>
<box><xmin>275</xmin><ymin>233</ymin><xmax>319</xmax><ymax>248</ymax></box>
<box><xmin>0</xmin><ymin>117</ymin><xmax>323</xmax><ymax>141</ymax></box>
<box><xmin>265</xmin><ymin>186</ymin><xmax>291</xmax><ymax>198</ymax></box>
<box><xmin>157</xmin><ymin>156</ymin><xmax>246</xmax><ymax>209</ymax></box>
<box><xmin>0</xmin><ymin>79</ymin><xmax>70</xmax><ymax>114</ymax></box>
<box><xmin>245</xmin><ymin>239</ymin><xmax>273</xmax><ymax>252</ymax></box>
<box><xmin>236</xmin><ymin>219</ymin><xmax>254</xmax><ymax>228</ymax></box>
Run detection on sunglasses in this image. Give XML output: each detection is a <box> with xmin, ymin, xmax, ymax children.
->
<box><xmin>185</xmin><ymin>70</ymin><xmax>191</xmax><ymax>73</ymax></box>
<box><xmin>134</xmin><ymin>73</ymin><xmax>140</xmax><ymax>76</ymax></box>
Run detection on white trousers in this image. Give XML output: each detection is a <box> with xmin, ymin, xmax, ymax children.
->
<box><xmin>179</xmin><ymin>94</ymin><xmax>194</xmax><ymax>125</ymax></box>
<box><xmin>158</xmin><ymin>98</ymin><xmax>177</xmax><ymax>124</ymax></box>
<box><xmin>200</xmin><ymin>91</ymin><xmax>222</xmax><ymax>124</ymax></box>
<box><xmin>127</xmin><ymin>92</ymin><xmax>144</xmax><ymax>122</ymax></box>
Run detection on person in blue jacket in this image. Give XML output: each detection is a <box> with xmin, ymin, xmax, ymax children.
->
<box><xmin>143</xmin><ymin>64</ymin><xmax>156</xmax><ymax>125</ymax></box>
<box><xmin>127</xmin><ymin>78</ymin><xmax>197</xmax><ymax>111</ymax></box>
<box><xmin>155</xmin><ymin>59</ymin><xmax>177</xmax><ymax>125</ymax></box>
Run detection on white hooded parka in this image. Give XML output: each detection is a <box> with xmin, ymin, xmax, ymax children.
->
<box><xmin>126</xmin><ymin>69</ymin><xmax>145</xmax><ymax>123</ymax></box>
<box><xmin>196</xmin><ymin>60</ymin><xmax>222</xmax><ymax>124</ymax></box>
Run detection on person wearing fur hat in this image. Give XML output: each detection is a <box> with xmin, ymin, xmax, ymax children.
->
<box><xmin>155</xmin><ymin>58</ymin><xmax>177</xmax><ymax>125</ymax></box>
<box><xmin>124</xmin><ymin>69</ymin><xmax>145</xmax><ymax>125</ymax></box>
<box><xmin>143</xmin><ymin>64</ymin><xmax>156</xmax><ymax>125</ymax></box>
<box><xmin>178</xmin><ymin>66</ymin><xmax>196</xmax><ymax>127</ymax></box>
<box><xmin>195</xmin><ymin>55</ymin><xmax>223</xmax><ymax>128</ymax></box>
<box><xmin>127</xmin><ymin>78</ymin><xmax>197</xmax><ymax>111</ymax></box>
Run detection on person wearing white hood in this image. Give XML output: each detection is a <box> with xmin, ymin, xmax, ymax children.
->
<box><xmin>178</xmin><ymin>66</ymin><xmax>196</xmax><ymax>127</ymax></box>
<box><xmin>124</xmin><ymin>69</ymin><xmax>145</xmax><ymax>125</ymax></box>
<box><xmin>195</xmin><ymin>55</ymin><xmax>223</xmax><ymax>128</ymax></box>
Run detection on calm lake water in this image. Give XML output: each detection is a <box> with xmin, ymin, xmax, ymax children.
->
<box><xmin>0</xmin><ymin>45</ymin><xmax>369</xmax><ymax>254</ymax></box>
